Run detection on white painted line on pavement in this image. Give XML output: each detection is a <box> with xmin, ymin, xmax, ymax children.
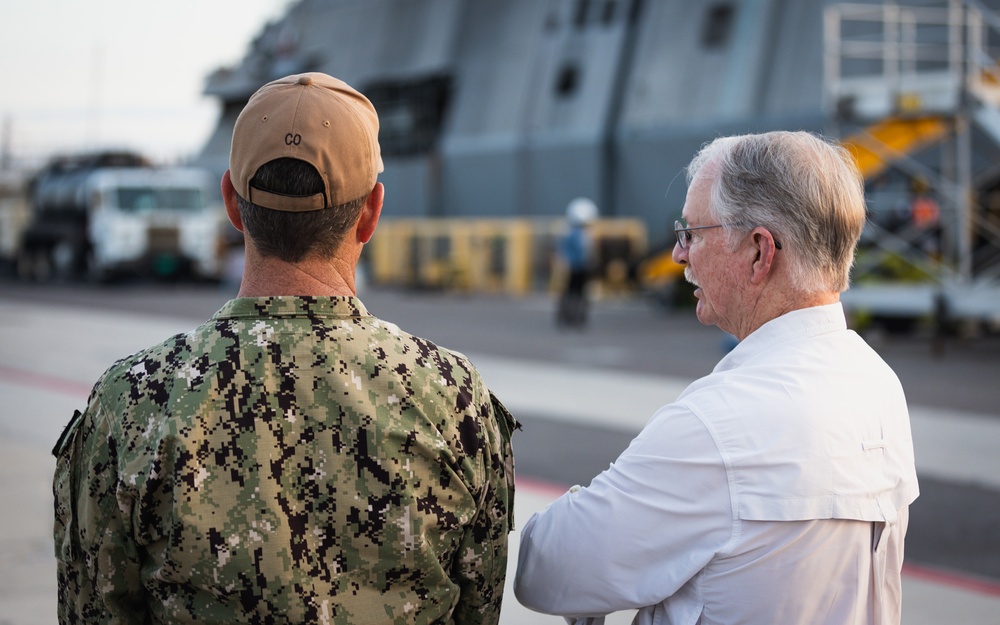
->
<box><xmin>468</xmin><ymin>353</ymin><xmax>687</xmax><ymax>433</ymax></box>
<box><xmin>469</xmin><ymin>353</ymin><xmax>1000</xmax><ymax>491</ymax></box>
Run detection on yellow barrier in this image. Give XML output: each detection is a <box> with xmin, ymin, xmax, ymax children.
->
<box><xmin>366</xmin><ymin>218</ymin><xmax>649</xmax><ymax>296</ymax></box>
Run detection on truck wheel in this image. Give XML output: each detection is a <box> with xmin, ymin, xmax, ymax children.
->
<box><xmin>51</xmin><ymin>241</ymin><xmax>77</xmax><ymax>280</ymax></box>
<box><xmin>33</xmin><ymin>249</ymin><xmax>53</xmax><ymax>282</ymax></box>
<box><xmin>15</xmin><ymin>249</ymin><xmax>33</xmax><ymax>281</ymax></box>
<box><xmin>85</xmin><ymin>250</ymin><xmax>108</xmax><ymax>284</ymax></box>
<box><xmin>16</xmin><ymin>248</ymin><xmax>52</xmax><ymax>282</ymax></box>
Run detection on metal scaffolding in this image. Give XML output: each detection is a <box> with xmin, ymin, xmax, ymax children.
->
<box><xmin>825</xmin><ymin>0</ymin><xmax>1000</xmax><ymax>324</ymax></box>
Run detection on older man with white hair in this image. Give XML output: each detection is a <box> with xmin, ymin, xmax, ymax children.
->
<box><xmin>515</xmin><ymin>131</ymin><xmax>919</xmax><ymax>625</ymax></box>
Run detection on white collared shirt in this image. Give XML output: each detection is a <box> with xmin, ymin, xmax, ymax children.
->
<box><xmin>514</xmin><ymin>303</ymin><xmax>919</xmax><ymax>625</ymax></box>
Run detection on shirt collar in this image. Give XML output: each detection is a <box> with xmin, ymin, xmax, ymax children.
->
<box><xmin>714</xmin><ymin>302</ymin><xmax>848</xmax><ymax>372</ymax></box>
<box><xmin>212</xmin><ymin>295</ymin><xmax>372</xmax><ymax>321</ymax></box>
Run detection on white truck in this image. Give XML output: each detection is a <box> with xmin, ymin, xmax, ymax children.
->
<box><xmin>16</xmin><ymin>152</ymin><xmax>224</xmax><ymax>282</ymax></box>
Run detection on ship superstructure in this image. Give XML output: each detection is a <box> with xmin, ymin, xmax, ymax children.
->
<box><xmin>197</xmin><ymin>0</ymin><xmax>1000</xmax><ymax>326</ymax></box>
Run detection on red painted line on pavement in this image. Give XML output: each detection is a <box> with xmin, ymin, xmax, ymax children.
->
<box><xmin>516</xmin><ymin>475</ymin><xmax>573</xmax><ymax>499</ymax></box>
<box><xmin>0</xmin><ymin>364</ymin><xmax>92</xmax><ymax>398</ymax></box>
<box><xmin>903</xmin><ymin>561</ymin><xmax>1000</xmax><ymax>598</ymax></box>
<box><xmin>517</xmin><ymin>476</ymin><xmax>1000</xmax><ymax>599</ymax></box>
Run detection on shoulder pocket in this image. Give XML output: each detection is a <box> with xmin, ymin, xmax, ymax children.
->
<box><xmin>490</xmin><ymin>392</ymin><xmax>520</xmax><ymax>447</ymax></box>
<box><xmin>53</xmin><ymin>410</ymin><xmax>85</xmax><ymax>562</ymax></box>
<box><xmin>52</xmin><ymin>409</ymin><xmax>85</xmax><ymax>458</ymax></box>
<box><xmin>489</xmin><ymin>392</ymin><xmax>520</xmax><ymax>528</ymax></box>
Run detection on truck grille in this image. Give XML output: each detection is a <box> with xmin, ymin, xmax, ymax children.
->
<box><xmin>148</xmin><ymin>227</ymin><xmax>180</xmax><ymax>253</ymax></box>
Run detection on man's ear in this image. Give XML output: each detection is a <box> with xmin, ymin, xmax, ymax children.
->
<box><xmin>357</xmin><ymin>182</ymin><xmax>384</xmax><ymax>244</ymax></box>
<box><xmin>749</xmin><ymin>228</ymin><xmax>779</xmax><ymax>284</ymax></box>
<box><xmin>221</xmin><ymin>170</ymin><xmax>244</xmax><ymax>232</ymax></box>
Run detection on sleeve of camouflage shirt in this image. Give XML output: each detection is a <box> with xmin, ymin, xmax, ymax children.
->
<box><xmin>53</xmin><ymin>393</ymin><xmax>148</xmax><ymax>624</ymax></box>
<box><xmin>451</xmin><ymin>389</ymin><xmax>518</xmax><ymax>624</ymax></box>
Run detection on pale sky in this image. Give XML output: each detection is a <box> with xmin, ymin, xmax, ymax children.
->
<box><xmin>0</xmin><ymin>0</ymin><xmax>294</xmax><ymax>166</ymax></box>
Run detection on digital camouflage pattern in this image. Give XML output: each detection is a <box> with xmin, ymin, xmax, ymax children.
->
<box><xmin>53</xmin><ymin>296</ymin><xmax>517</xmax><ymax>625</ymax></box>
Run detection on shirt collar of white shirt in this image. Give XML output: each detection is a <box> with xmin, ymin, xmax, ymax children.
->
<box><xmin>714</xmin><ymin>302</ymin><xmax>847</xmax><ymax>373</ymax></box>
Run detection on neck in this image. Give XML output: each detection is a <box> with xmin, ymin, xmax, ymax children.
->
<box><xmin>732</xmin><ymin>290</ymin><xmax>839</xmax><ymax>340</ymax></box>
<box><xmin>236</xmin><ymin>244</ymin><xmax>360</xmax><ymax>298</ymax></box>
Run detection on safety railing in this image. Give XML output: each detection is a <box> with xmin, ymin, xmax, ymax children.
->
<box><xmin>824</xmin><ymin>2</ymin><xmax>965</xmax><ymax>120</ymax></box>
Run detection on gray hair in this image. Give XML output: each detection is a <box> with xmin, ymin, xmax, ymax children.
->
<box><xmin>686</xmin><ymin>131</ymin><xmax>867</xmax><ymax>293</ymax></box>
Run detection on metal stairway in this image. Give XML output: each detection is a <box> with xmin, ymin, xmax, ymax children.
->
<box><xmin>840</xmin><ymin>115</ymin><xmax>951</xmax><ymax>180</ymax></box>
<box><xmin>825</xmin><ymin>0</ymin><xmax>1000</xmax><ymax>328</ymax></box>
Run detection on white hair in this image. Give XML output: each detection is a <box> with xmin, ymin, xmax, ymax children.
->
<box><xmin>686</xmin><ymin>131</ymin><xmax>867</xmax><ymax>293</ymax></box>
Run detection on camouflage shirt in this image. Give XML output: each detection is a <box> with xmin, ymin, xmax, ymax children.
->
<box><xmin>53</xmin><ymin>296</ymin><xmax>517</xmax><ymax>625</ymax></box>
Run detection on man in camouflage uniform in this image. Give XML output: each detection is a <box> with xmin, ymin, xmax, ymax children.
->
<box><xmin>53</xmin><ymin>72</ymin><xmax>517</xmax><ymax>625</ymax></box>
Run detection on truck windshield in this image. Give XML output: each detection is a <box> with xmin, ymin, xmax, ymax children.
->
<box><xmin>114</xmin><ymin>186</ymin><xmax>204</xmax><ymax>212</ymax></box>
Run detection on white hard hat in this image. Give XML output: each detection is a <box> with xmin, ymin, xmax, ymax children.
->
<box><xmin>566</xmin><ymin>197</ymin><xmax>598</xmax><ymax>224</ymax></box>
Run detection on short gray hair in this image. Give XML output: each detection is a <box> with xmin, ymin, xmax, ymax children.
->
<box><xmin>686</xmin><ymin>131</ymin><xmax>866</xmax><ymax>293</ymax></box>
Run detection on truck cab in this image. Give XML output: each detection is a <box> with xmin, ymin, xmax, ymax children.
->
<box><xmin>84</xmin><ymin>168</ymin><xmax>222</xmax><ymax>281</ymax></box>
<box><xmin>17</xmin><ymin>153</ymin><xmax>224</xmax><ymax>282</ymax></box>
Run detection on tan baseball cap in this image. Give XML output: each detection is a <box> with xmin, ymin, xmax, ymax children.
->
<box><xmin>229</xmin><ymin>72</ymin><xmax>384</xmax><ymax>212</ymax></box>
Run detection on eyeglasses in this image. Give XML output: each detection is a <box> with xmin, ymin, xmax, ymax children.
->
<box><xmin>674</xmin><ymin>221</ymin><xmax>723</xmax><ymax>250</ymax></box>
<box><xmin>673</xmin><ymin>220</ymin><xmax>783</xmax><ymax>250</ymax></box>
